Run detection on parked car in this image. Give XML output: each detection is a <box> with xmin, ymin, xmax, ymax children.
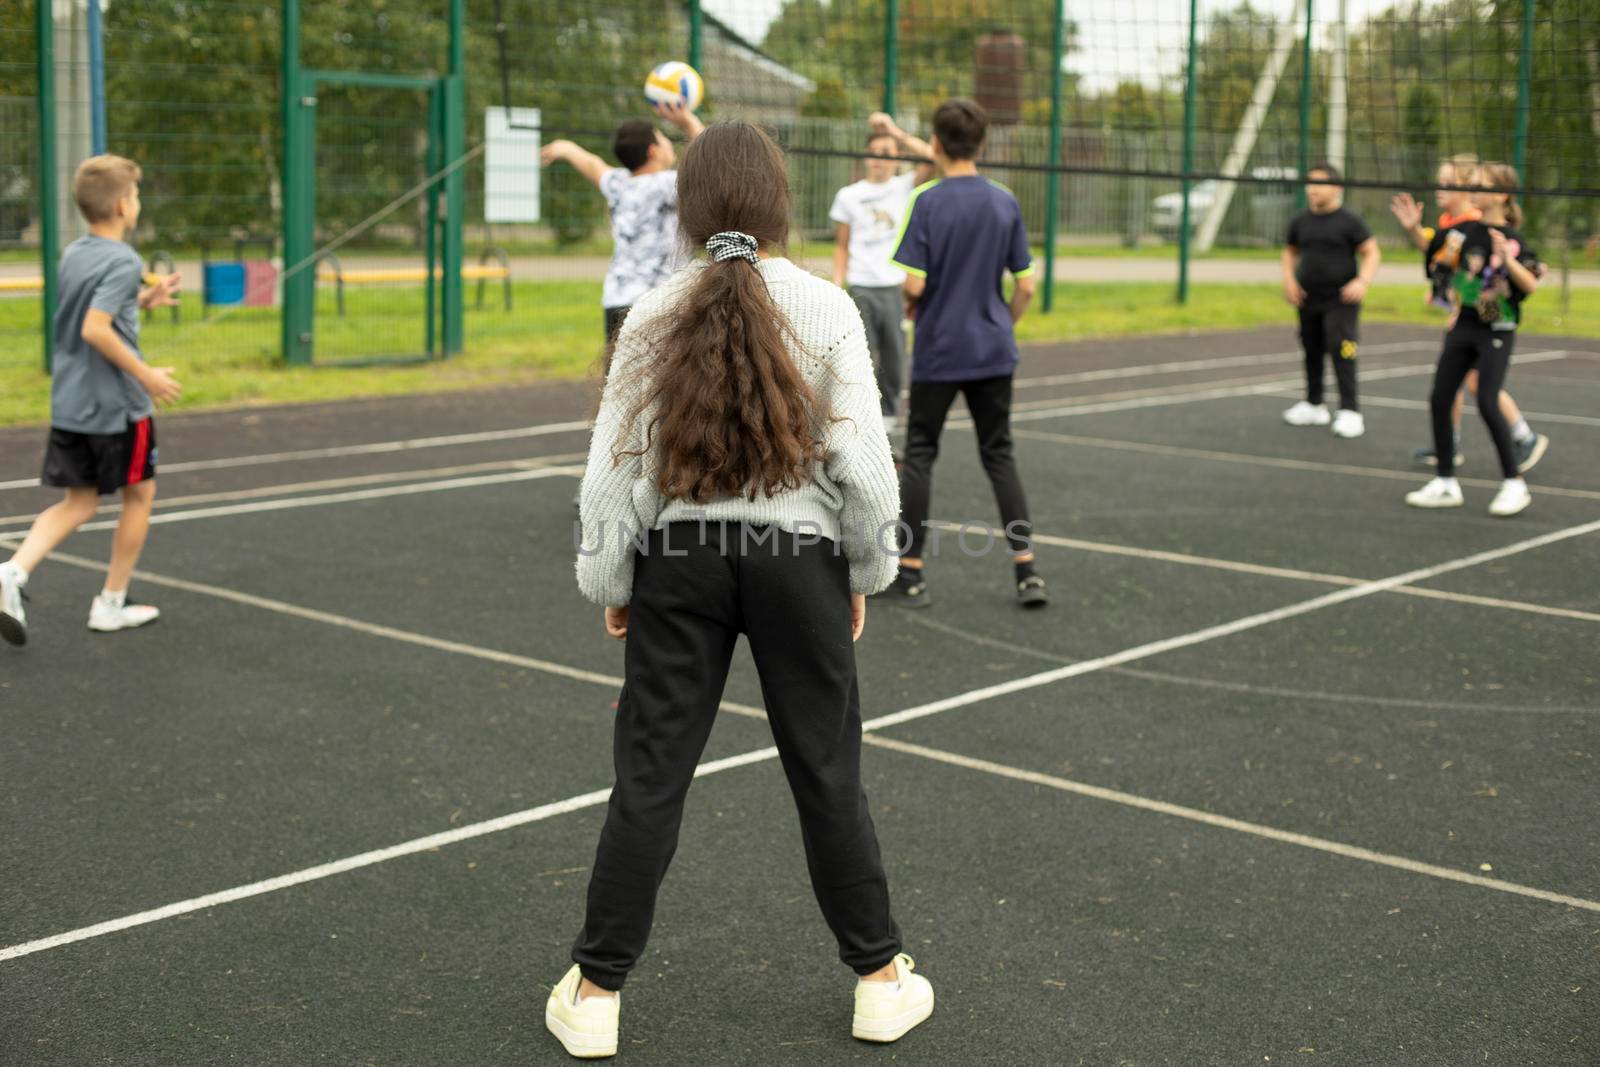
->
<box><xmin>1151</xmin><ymin>167</ymin><xmax>1298</xmax><ymax>245</ymax></box>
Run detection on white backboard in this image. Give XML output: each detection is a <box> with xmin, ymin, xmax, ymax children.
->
<box><xmin>485</xmin><ymin>107</ymin><xmax>541</xmax><ymax>223</ymax></box>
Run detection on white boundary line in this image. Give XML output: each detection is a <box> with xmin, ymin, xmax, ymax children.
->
<box><xmin>1001</xmin><ymin>340</ymin><xmax>1435</xmax><ymax>391</ymax></box>
<box><xmin>0</xmin><ymin>342</ymin><xmax>1444</xmax><ymax>495</ymax></box>
<box><xmin>3</xmin><ymin>515</ymin><xmax>1596</xmax><ymax>963</ymax></box>
<box><xmin>1314</xmin><ymin>391</ymin><xmax>1600</xmax><ymax>429</ymax></box>
<box><xmin>0</xmin><ymin>419</ymin><xmax>594</xmax><ymax>492</ymax></box>
<box><xmin>1012</xmin><ymin>427</ymin><xmax>1600</xmax><ymax>502</ymax></box>
<box><xmin>860</xmin><ymin>735</ymin><xmax>1600</xmax><ymax>913</ymax></box>
<box><xmin>927</xmin><ymin>523</ymin><xmax>1600</xmax><ymax>625</ymax></box>
<box><xmin>62</xmin><ymin>466</ymin><xmax>585</xmax><ymax>533</ymax></box>
<box><xmin>0</xmin><ymin>453</ymin><xmax>587</xmax><ymax>529</ymax></box>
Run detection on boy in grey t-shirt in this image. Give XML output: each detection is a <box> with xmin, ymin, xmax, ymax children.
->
<box><xmin>0</xmin><ymin>155</ymin><xmax>182</xmax><ymax>646</ymax></box>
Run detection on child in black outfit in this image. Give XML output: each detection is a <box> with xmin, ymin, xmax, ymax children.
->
<box><xmin>1406</xmin><ymin>162</ymin><xmax>1542</xmax><ymax>517</ymax></box>
<box><xmin>1280</xmin><ymin>162</ymin><xmax>1381</xmax><ymax>439</ymax></box>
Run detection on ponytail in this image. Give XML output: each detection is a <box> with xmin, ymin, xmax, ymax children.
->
<box><xmin>615</xmin><ymin>123</ymin><xmax>828</xmax><ymax>504</ymax></box>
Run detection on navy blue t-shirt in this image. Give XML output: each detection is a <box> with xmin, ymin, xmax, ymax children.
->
<box><xmin>890</xmin><ymin>175</ymin><xmax>1033</xmax><ymax>382</ymax></box>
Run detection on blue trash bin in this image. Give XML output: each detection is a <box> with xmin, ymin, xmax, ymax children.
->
<box><xmin>203</xmin><ymin>262</ymin><xmax>247</xmax><ymax>306</ymax></box>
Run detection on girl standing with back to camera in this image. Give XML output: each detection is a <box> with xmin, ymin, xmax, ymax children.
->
<box><xmin>548</xmin><ymin>121</ymin><xmax>934</xmax><ymax>1059</ymax></box>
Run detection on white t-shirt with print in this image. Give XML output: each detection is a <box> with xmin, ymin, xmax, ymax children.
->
<box><xmin>599</xmin><ymin>168</ymin><xmax>686</xmax><ymax>310</ymax></box>
<box><xmin>828</xmin><ymin>171</ymin><xmax>916</xmax><ymax>288</ymax></box>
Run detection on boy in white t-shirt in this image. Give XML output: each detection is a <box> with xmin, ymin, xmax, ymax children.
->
<box><xmin>830</xmin><ymin>113</ymin><xmax>935</xmax><ymax>437</ymax></box>
<box><xmin>541</xmin><ymin>101</ymin><xmax>705</xmax><ymax>350</ymax></box>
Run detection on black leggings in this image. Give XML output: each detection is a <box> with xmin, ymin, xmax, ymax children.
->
<box><xmin>571</xmin><ymin>524</ymin><xmax>902</xmax><ymax>990</ymax></box>
<box><xmin>899</xmin><ymin>375</ymin><xmax>1033</xmax><ymax>559</ymax></box>
<box><xmin>1431</xmin><ymin>322</ymin><xmax>1517</xmax><ymax>479</ymax></box>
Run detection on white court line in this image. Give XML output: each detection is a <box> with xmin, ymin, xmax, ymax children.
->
<box><xmin>0</xmin><ymin>418</ymin><xmax>595</xmax><ymax>492</ymax></box>
<box><xmin>3</xmin><ymin>514</ymin><xmax>1597</xmax><ymax>962</ymax></box>
<box><xmin>861</xmin><ymin>735</ymin><xmax>1600</xmax><ymax>913</ymax></box>
<box><xmin>1002</xmin><ymin>340</ymin><xmax>1435</xmax><ymax>391</ymax></box>
<box><xmin>1316</xmin><ymin>392</ymin><xmax>1600</xmax><ymax>429</ymax></box>
<box><xmin>65</xmin><ymin>465</ymin><xmax>586</xmax><ymax>533</ymax></box>
<box><xmin>1012</xmin><ymin>427</ymin><xmax>1600</xmax><ymax>502</ymax></box>
<box><xmin>0</xmin><ymin>453</ymin><xmax>587</xmax><ymax>529</ymax></box>
<box><xmin>991</xmin><ymin>349</ymin><xmax>1569</xmax><ymax>425</ymax></box>
<box><xmin>986</xmin><ymin>527</ymin><xmax>1600</xmax><ymax>625</ymax></box>
<box><xmin>0</xmin><ymin>342</ymin><xmax>1444</xmax><ymax>494</ymax></box>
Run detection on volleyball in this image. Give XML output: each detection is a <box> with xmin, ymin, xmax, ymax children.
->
<box><xmin>644</xmin><ymin>61</ymin><xmax>704</xmax><ymax>111</ymax></box>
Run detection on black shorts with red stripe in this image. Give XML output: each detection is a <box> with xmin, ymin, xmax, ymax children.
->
<box><xmin>41</xmin><ymin>417</ymin><xmax>157</xmax><ymax>495</ymax></box>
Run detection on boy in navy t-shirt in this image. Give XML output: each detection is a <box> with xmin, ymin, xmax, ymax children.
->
<box><xmin>876</xmin><ymin>99</ymin><xmax>1046</xmax><ymax>609</ymax></box>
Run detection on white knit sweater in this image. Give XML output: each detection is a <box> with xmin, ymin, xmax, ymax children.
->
<box><xmin>575</xmin><ymin>257</ymin><xmax>902</xmax><ymax>607</ymax></box>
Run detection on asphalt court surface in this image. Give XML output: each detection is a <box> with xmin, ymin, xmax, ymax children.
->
<box><xmin>3</xmin><ymin>325</ymin><xmax>1597</xmax><ymax>1064</ymax></box>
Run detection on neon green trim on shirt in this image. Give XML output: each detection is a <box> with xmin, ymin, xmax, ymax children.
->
<box><xmin>890</xmin><ymin>260</ymin><xmax>927</xmax><ymax>278</ymax></box>
<box><xmin>1012</xmin><ymin>264</ymin><xmax>1035</xmax><ymax>279</ymax></box>
<box><xmin>891</xmin><ymin>178</ymin><xmax>942</xmax><ymax>262</ymax></box>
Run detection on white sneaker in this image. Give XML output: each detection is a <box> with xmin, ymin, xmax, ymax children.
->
<box><xmin>0</xmin><ymin>564</ymin><xmax>27</xmax><ymax>647</ymax></box>
<box><xmin>544</xmin><ymin>966</ymin><xmax>618</xmax><ymax>1059</ymax></box>
<box><xmin>1330</xmin><ymin>409</ymin><xmax>1365</xmax><ymax>438</ymax></box>
<box><xmin>852</xmin><ymin>953</ymin><xmax>935</xmax><ymax>1043</ymax></box>
<box><xmin>87</xmin><ymin>594</ymin><xmax>160</xmax><ymax>633</ymax></box>
<box><xmin>1283</xmin><ymin>401</ymin><xmax>1331</xmax><ymax>427</ymax></box>
<box><xmin>1405</xmin><ymin>477</ymin><xmax>1464</xmax><ymax>509</ymax></box>
<box><xmin>1488</xmin><ymin>478</ymin><xmax>1532</xmax><ymax>517</ymax></box>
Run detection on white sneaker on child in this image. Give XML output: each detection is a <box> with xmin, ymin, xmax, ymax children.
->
<box><xmin>0</xmin><ymin>563</ymin><xmax>27</xmax><ymax>646</ymax></box>
<box><xmin>852</xmin><ymin>953</ymin><xmax>935</xmax><ymax>1043</ymax></box>
<box><xmin>1405</xmin><ymin>477</ymin><xmax>1464</xmax><ymax>509</ymax></box>
<box><xmin>1283</xmin><ymin>401</ymin><xmax>1331</xmax><ymax>427</ymax></box>
<box><xmin>87</xmin><ymin>593</ymin><xmax>160</xmax><ymax>633</ymax></box>
<box><xmin>1330</xmin><ymin>409</ymin><xmax>1365</xmax><ymax>438</ymax></box>
<box><xmin>544</xmin><ymin>966</ymin><xmax>619</xmax><ymax>1059</ymax></box>
<box><xmin>1488</xmin><ymin>478</ymin><xmax>1532</xmax><ymax>517</ymax></box>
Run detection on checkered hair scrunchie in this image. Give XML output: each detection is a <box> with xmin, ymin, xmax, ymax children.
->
<box><xmin>705</xmin><ymin>231</ymin><xmax>760</xmax><ymax>265</ymax></box>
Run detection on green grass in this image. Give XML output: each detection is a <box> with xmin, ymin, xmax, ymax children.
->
<box><xmin>3</xmin><ymin>279</ymin><xmax>1597</xmax><ymax>428</ymax></box>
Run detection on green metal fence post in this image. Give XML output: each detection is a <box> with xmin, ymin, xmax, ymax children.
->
<box><xmin>1512</xmin><ymin>0</ymin><xmax>1533</xmax><ymax>176</ymax></box>
<box><xmin>1042</xmin><ymin>0</ymin><xmax>1065</xmax><ymax>313</ymax></box>
<box><xmin>882</xmin><ymin>0</ymin><xmax>898</xmax><ymax>114</ymax></box>
<box><xmin>442</xmin><ymin>0</ymin><xmax>465</xmax><ymax>356</ymax></box>
<box><xmin>1296</xmin><ymin>0</ymin><xmax>1313</xmax><ymax>210</ymax></box>
<box><xmin>280</xmin><ymin>0</ymin><xmax>315</xmax><ymax>365</ymax></box>
<box><xmin>37</xmin><ymin>0</ymin><xmax>60</xmax><ymax>372</ymax></box>
<box><xmin>1177</xmin><ymin>0</ymin><xmax>1198</xmax><ymax>304</ymax></box>
<box><xmin>425</xmin><ymin>82</ymin><xmax>441</xmax><ymax>357</ymax></box>
<box><xmin>688</xmin><ymin>0</ymin><xmax>702</xmax><ymax>72</ymax></box>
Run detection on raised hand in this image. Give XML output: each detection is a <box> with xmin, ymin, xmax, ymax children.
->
<box><xmin>139</xmin><ymin>271</ymin><xmax>182</xmax><ymax>309</ymax></box>
<box><xmin>1389</xmin><ymin>192</ymin><xmax>1423</xmax><ymax>231</ymax></box>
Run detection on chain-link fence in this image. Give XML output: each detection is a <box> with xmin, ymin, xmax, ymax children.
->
<box><xmin>3</xmin><ymin>1</ymin><xmax>1598</xmax><ymax>377</ymax></box>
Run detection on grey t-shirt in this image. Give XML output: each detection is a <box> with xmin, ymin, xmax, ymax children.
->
<box><xmin>51</xmin><ymin>235</ymin><xmax>153</xmax><ymax>434</ymax></box>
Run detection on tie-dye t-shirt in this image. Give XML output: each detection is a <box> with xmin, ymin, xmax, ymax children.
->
<box><xmin>598</xmin><ymin>168</ymin><xmax>687</xmax><ymax>310</ymax></box>
<box><xmin>1428</xmin><ymin>221</ymin><xmax>1541</xmax><ymax>330</ymax></box>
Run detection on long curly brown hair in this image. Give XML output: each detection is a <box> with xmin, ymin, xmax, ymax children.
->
<box><xmin>616</xmin><ymin>122</ymin><xmax>827</xmax><ymax>504</ymax></box>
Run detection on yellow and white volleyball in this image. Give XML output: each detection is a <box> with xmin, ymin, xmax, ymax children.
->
<box><xmin>644</xmin><ymin>61</ymin><xmax>704</xmax><ymax>111</ymax></box>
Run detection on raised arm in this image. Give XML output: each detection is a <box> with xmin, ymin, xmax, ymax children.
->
<box><xmin>869</xmin><ymin>112</ymin><xmax>936</xmax><ymax>185</ymax></box>
<box><xmin>541</xmin><ymin>140</ymin><xmax>610</xmax><ymax>189</ymax></box>
<box><xmin>1389</xmin><ymin>193</ymin><xmax>1430</xmax><ymax>253</ymax></box>
<box><xmin>655</xmin><ymin>99</ymin><xmax>705</xmax><ymax>143</ymax></box>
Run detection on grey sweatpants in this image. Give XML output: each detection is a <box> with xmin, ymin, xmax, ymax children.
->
<box><xmin>848</xmin><ymin>284</ymin><xmax>906</xmax><ymax>424</ymax></box>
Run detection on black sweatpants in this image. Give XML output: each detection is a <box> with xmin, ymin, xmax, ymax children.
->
<box><xmin>1431</xmin><ymin>321</ymin><xmax>1518</xmax><ymax>479</ymax></box>
<box><xmin>572</xmin><ymin>523</ymin><xmax>902</xmax><ymax>991</ymax></box>
<box><xmin>1298</xmin><ymin>302</ymin><xmax>1360</xmax><ymax>411</ymax></box>
<box><xmin>900</xmin><ymin>375</ymin><xmax>1032</xmax><ymax>560</ymax></box>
